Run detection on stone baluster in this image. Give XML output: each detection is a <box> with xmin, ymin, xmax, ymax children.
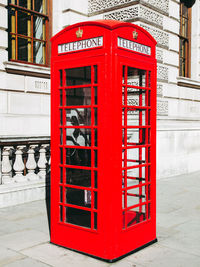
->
<box><xmin>26</xmin><ymin>145</ymin><xmax>39</xmax><ymax>181</ymax></box>
<box><xmin>2</xmin><ymin>146</ymin><xmax>14</xmax><ymax>184</ymax></box>
<box><xmin>37</xmin><ymin>144</ymin><xmax>48</xmax><ymax>179</ymax></box>
<box><xmin>14</xmin><ymin>146</ymin><xmax>27</xmax><ymax>182</ymax></box>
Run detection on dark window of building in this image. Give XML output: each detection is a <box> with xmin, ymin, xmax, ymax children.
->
<box><xmin>8</xmin><ymin>0</ymin><xmax>51</xmax><ymax>66</ymax></box>
<box><xmin>179</xmin><ymin>2</ymin><xmax>191</xmax><ymax>77</ymax></box>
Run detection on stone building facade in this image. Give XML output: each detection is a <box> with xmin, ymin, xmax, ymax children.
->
<box><xmin>0</xmin><ymin>0</ymin><xmax>200</xmax><ymax>206</ymax></box>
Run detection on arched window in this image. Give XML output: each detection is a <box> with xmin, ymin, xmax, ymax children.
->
<box><xmin>179</xmin><ymin>2</ymin><xmax>191</xmax><ymax>77</ymax></box>
<box><xmin>8</xmin><ymin>0</ymin><xmax>51</xmax><ymax>66</ymax></box>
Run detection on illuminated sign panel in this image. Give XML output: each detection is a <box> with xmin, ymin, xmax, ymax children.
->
<box><xmin>118</xmin><ymin>37</ymin><xmax>151</xmax><ymax>56</ymax></box>
<box><xmin>58</xmin><ymin>37</ymin><xmax>103</xmax><ymax>54</ymax></box>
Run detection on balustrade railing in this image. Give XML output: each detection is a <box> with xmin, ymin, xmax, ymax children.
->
<box><xmin>0</xmin><ymin>137</ymin><xmax>50</xmax><ymax>185</ymax></box>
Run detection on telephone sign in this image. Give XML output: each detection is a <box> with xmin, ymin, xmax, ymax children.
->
<box><xmin>58</xmin><ymin>36</ymin><xmax>103</xmax><ymax>54</ymax></box>
<box><xmin>51</xmin><ymin>20</ymin><xmax>157</xmax><ymax>262</ymax></box>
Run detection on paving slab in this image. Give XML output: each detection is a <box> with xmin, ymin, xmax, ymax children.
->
<box><xmin>0</xmin><ymin>218</ymin><xmax>29</xmax><ymax>235</ymax></box>
<box><xmin>0</xmin><ymin>171</ymin><xmax>200</xmax><ymax>266</ymax></box>
<box><xmin>2</xmin><ymin>257</ymin><xmax>51</xmax><ymax>267</ymax></box>
<box><xmin>21</xmin><ymin>242</ymin><xmax>109</xmax><ymax>267</ymax></box>
<box><xmin>0</xmin><ymin>229</ymin><xmax>49</xmax><ymax>251</ymax></box>
<box><xmin>125</xmin><ymin>243</ymin><xmax>200</xmax><ymax>267</ymax></box>
<box><xmin>0</xmin><ymin>246</ymin><xmax>25</xmax><ymax>266</ymax></box>
<box><xmin>16</xmin><ymin>214</ymin><xmax>50</xmax><ymax>235</ymax></box>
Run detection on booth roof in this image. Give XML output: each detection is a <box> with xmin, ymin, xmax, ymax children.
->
<box><xmin>50</xmin><ymin>20</ymin><xmax>157</xmax><ymax>44</ymax></box>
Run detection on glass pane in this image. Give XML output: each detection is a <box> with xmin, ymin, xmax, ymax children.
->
<box><xmin>17</xmin><ymin>11</ymin><xmax>30</xmax><ymax>36</ymax></box>
<box><xmin>127</xmin><ymin>109</ymin><xmax>146</xmax><ymax>125</ymax></box>
<box><xmin>148</xmin><ymin>72</ymin><xmax>151</xmax><ymax>88</ymax></box>
<box><xmin>18</xmin><ymin>37</ymin><xmax>29</xmax><ymax>61</ymax></box>
<box><xmin>126</xmin><ymin>147</ymin><xmax>146</xmax><ymax>168</ymax></box>
<box><xmin>65</xmin><ymin>207</ymin><xmax>91</xmax><ymax>228</ymax></box>
<box><xmin>94</xmin><ymin>129</ymin><xmax>98</xmax><ymax>147</ymax></box>
<box><xmin>35</xmin><ymin>0</ymin><xmax>45</xmax><ymax>13</ymax></box>
<box><xmin>66</xmin><ymin>66</ymin><xmax>91</xmax><ymax>86</ymax></box>
<box><xmin>10</xmin><ymin>34</ymin><xmax>16</xmax><ymax>60</ymax></box>
<box><xmin>60</xmin><ymin>128</ymin><xmax>63</xmax><ymax>145</ymax></box>
<box><xmin>127</xmin><ymin>205</ymin><xmax>146</xmax><ymax>227</ymax></box>
<box><xmin>94</xmin><ymin>86</ymin><xmax>98</xmax><ymax>105</ymax></box>
<box><xmin>94</xmin><ymin>65</ymin><xmax>98</xmax><ymax>83</ymax></box>
<box><xmin>94</xmin><ymin>192</ymin><xmax>97</xmax><ymax>209</ymax></box>
<box><xmin>33</xmin><ymin>16</ymin><xmax>44</xmax><ymax>39</ymax></box>
<box><xmin>122</xmin><ymin>65</ymin><xmax>126</xmax><ymax>84</ymax></box>
<box><xmin>128</xmin><ymin>166</ymin><xmax>147</xmax><ymax>182</ymax></box>
<box><xmin>60</xmin><ymin>167</ymin><xmax>63</xmax><ymax>183</ymax></box>
<box><xmin>94</xmin><ymin>150</ymin><xmax>97</xmax><ymax>168</ymax></box>
<box><xmin>127</xmin><ymin>67</ymin><xmax>146</xmax><ymax>87</ymax></box>
<box><xmin>60</xmin><ymin>186</ymin><xmax>63</xmax><ymax>202</ymax></box>
<box><xmin>127</xmin><ymin>174</ymin><xmax>146</xmax><ymax>187</ymax></box>
<box><xmin>66</xmin><ymin>188</ymin><xmax>91</xmax><ymax>208</ymax></box>
<box><xmin>66</xmin><ymin>108</ymin><xmax>91</xmax><ymax>126</ymax></box>
<box><xmin>59</xmin><ymin>90</ymin><xmax>63</xmax><ymax>105</ymax></box>
<box><xmin>60</xmin><ymin>148</ymin><xmax>63</xmax><ymax>164</ymax></box>
<box><xmin>94</xmin><ymin>108</ymin><xmax>98</xmax><ymax>125</ymax></box>
<box><xmin>127</xmin><ymin>88</ymin><xmax>146</xmax><ymax>106</ymax></box>
<box><xmin>94</xmin><ymin>171</ymin><xmax>97</xmax><ymax>188</ymax></box>
<box><xmin>9</xmin><ymin>0</ymin><xmax>17</xmax><ymax>4</ymax></box>
<box><xmin>33</xmin><ymin>41</ymin><xmax>44</xmax><ymax>64</ymax></box>
<box><xmin>60</xmin><ymin>109</ymin><xmax>63</xmax><ymax>125</ymax></box>
<box><xmin>59</xmin><ymin>70</ymin><xmax>63</xmax><ymax>87</ymax></box>
<box><xmin>127</xmin><ymin>186</ymin><xmax>146</xmax><ymax>208</ymax></box>
<box><xmin>94</xmin><ymin>212</ymin><xmax>97</xmax><ymax>230</ymax></box>
<box><xmin>66</xmin><ymin>168</ymin><xmax>91</xmax><ymax>187</ymax></box>
<box><xmin>59</xmin><ymin>205</ymin><xmax>63</xmax><ymax>222</ymax></box>
<box><xmin>66</xmin><ymin>87</ymin><xmax>91</xmax><ymax>106</ymax></box>
<box><xmin>18</xmin><ymin>0</ymin><xmax>31</xmax><ymax>9</ymax></box>
<box><xmin>66</xmin><ymin>148</ymin><xmax>91</xmax><ymax>167</ymax></box>
<box><xmin>66</xmin><ymin>128</ymin><xmax>91</xmax><ymax>147</ymax></box>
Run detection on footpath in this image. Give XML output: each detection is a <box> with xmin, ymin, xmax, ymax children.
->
<box><xmin>0</xmin><ymin>171</ymin><xmax>200</xmax><ymax>266</ymax></box>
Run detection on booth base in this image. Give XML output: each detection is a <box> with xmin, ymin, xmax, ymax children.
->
<box><xmin>50</xmin><ymin>238</ymin><xmax>158</xmax><ymax>263</ymax></box>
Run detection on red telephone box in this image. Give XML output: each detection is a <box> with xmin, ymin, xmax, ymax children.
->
<box><xmin>51</xmin><ymin>20</ymin><xmax>157</xmax><ymax>262</ymax></box>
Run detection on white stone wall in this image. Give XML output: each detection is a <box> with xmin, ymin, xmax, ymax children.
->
<box><xmin>0</xmin><ymin>0</ymin><xmax>50</xmax><ymax>138</ymax></box>
<box><xmin>59</xmin><ymin>0</ymin><xmax>200</xmax><ymax>178</ymax></box>
<box><xmin>1</xmin><ymin>0</ymin><xmax>200</xmax><ymax>178</ymax></box>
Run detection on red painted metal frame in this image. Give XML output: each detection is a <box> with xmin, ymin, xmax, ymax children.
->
<box><xmin>51</xmin><ymin>20</ymin><xmax>157</xmax><ymax>262</ymax></box>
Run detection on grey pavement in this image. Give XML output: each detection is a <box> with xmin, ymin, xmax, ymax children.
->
<box><xmin>0</xmin><ymin>171</ymin><xmax>200</xmax><ymax>266</ymax></box>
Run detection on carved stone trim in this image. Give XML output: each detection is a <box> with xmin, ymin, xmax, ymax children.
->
<box><xmin>104</xmin><ymin>5</ymin><xmax>163</xmax><ymax>28</ymax></box>
<box><xmin>157</xmin><ymin>83</ymin><xmax>163</xmax><ymax>96</ymax></box>
<box><xmin>88</xmin><ymin>0</ymin><xmax>138</xmax><ymax>14</ymax></box>
<box><xmin>139</xmin><ymin>6</ymin><xmax>163</xmax><ymax>27</ymax></box>
<box><xmin>104</xmin><ymin>6</ymin><xmax>139</xmax><ymax>20</ymax></box>
<box><xmin>157</xmin><ymin>100</ymin><xmax>168</xmax><ymax>115</ymax></box>
<box><xmin>156</xmin><ymin>49</ymin><xmax>163</xmax><ymax>62</ymax></box>
<box><xmin>88</xmin><ymin>0</ymin><xmax>169</xmax><ymax>14</ymax></box>
<box><xmin>139</xmin><ymin>23</ymin><xmax>169</xmax><ymax>47</ymax></box>
<box><xmin>157</xmin><ymin>65</ymin><xmax>168</xmax><ymax>82</ymax></box>
<box><xmin>141</xmin><ymin>0</ymin><xmax>169</xmax><ymax>14</ymax></box>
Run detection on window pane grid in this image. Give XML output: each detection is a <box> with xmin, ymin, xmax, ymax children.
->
<box><xmin>122</xmin><ymin>66</ymin><xmax>151</xmax><ymax>229</ymax></box>
<box><xmin>8</xmin><ymin>0</ymin><xmax>48</xmax><ymax>65</ymax></box>
<box><xmin>179</xmin><ymin>3</ymin><xmax>191</xmax><ymax>77</ymax></box>
<box><xmin>59</xmin><ymin>65</ymin><xmax>98</xmax><ymax>230</ymax></box>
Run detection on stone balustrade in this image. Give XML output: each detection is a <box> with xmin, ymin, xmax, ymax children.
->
<box><xmin>0</xmin><ymin>138</ymin><xmax>50</xmax><ymax>185</ymax></box>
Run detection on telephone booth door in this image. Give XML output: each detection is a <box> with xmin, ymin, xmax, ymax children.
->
<box><xmin>51</xmin><ymin>20</ymin><xmax>157</xmax><ymax>262</ymax></box>
<box><xmin>118</xmin><ymin>58</ymin><xmax>156</xmax><ymax>232</ymax></box>
<box><xmin>56</xmin><ymin>61</ymin><xmax>99</xmax><ymax>230</ymax></box>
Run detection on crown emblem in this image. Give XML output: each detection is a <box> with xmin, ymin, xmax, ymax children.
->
<box><xmin>133</xmin><ymin>30</ymin><xmax>138</xmax><ymax>40</ymax></box>
<box><xmin>76</xmin><ymin>27</ymin><xmax>83</xmax><ymax>38</ymax></box>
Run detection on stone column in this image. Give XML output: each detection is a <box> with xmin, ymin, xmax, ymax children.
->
<box><xmin>37</xmin><ymin>144</ymin><xmax>48</xmax><ymax>179</ymax></box>
<box><xmin>26</xmin><ymin>145</ymin><xmax>39</xmax><ymax>181</ymax></box>
<box><xmin>2</xmin><ymin>146</ymin><xmax>14</xmax><ymax>184</ymax></box>
<box><xmin>14</xmin><ymin>146</ymin><xmax>27</xmax><ymax>182</ymax></box>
